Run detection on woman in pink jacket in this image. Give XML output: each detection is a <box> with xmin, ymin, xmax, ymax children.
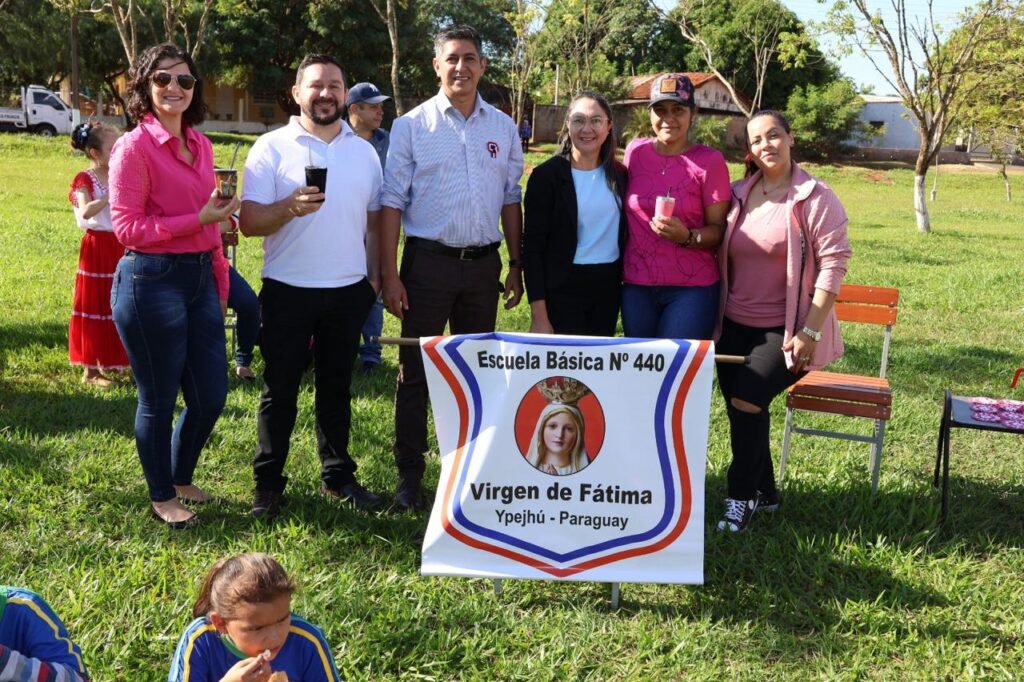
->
<box><xmin>714</xmin><ymin>110</ymin><xmax>852</xmax><ymax>532</ymax></box>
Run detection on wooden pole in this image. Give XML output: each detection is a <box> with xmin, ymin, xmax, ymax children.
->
<box><xmin>371</xmin><ymin>337</ymin><xmax>749</xmax><ymax>364</ymax></box>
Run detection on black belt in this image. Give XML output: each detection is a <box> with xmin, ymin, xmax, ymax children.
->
<box><xmin>125</xmin><ymin>249</ymin><xmax>212</xmax><ymax>263</ymax></box>
<box><xmin>406</xmin><ymin>237</ymin><xmax>500</xmax><ymax>260</ymax></box>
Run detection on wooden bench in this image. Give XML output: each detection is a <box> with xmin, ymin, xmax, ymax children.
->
<box><xmin>778</xmin><ymin>284</ymin><xmax>900</xmax><ymax>492</ymax></box>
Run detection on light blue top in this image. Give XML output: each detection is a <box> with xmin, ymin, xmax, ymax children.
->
<box><xmin>381</xmin><ymin>91</ymin><xmax>524</xmax><ymax>248</ymax></box>
<box><xmin>571</xmin><ymin>166</ymin><xmax>620</xmax><ymax>264</ymax></box>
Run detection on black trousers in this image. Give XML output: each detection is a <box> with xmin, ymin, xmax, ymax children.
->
<box><xmin>394</xmin><ymin>245</ymin><xmax>501</xmax><ymax>480</ymax></box>
<box><xmin>545</xmin><ymin>262</ymin><xmax>621</xmax><ymax>336</ymax></box>
<box><xmin>716</xmin><ymin>317</ymin><xmax>805</xmax><ymax>500</ymax></box>
<box><xmin>254</xmin><ymin>277</ymin><xmax>376</xmax><ymax>492</ymax></box>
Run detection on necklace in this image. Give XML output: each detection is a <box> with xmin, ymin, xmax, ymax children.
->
<box><xmin>760</xmin><ymin>175</ymin><xmax>790</xmax><ymax>195</ymax></box>
<box><xmin>654</xmin><ymin>140</ymin><xmax>688</xmax><ymax>175</ymax></box>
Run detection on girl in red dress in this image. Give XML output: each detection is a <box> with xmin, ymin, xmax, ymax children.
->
<box><xmin>69</xmin><ymin>122</ymin><xmax>129</xmax><ymax>387</ymax></box>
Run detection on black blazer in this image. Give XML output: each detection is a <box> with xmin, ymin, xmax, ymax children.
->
<box><xmin>522</xmin><ymin>155</ymin><xmax>628</xmax><ymax>303</ymax></box>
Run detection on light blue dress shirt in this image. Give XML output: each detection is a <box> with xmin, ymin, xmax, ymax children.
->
<box><xmin>381</xmin><ymin>91</ymin><xmax>524</xmax><ymax>248</ymax></box>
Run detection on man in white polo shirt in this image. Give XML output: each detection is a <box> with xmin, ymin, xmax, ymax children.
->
<box><xmin>240</xmin><ymin>53</ymin><xmax>383</xmax><ymax>520</ymax></box>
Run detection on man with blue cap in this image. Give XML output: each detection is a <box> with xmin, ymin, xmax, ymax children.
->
<box><xmin>346</xmin><ymin>82</ymin><xmax>391</xmax><ymax>374</ymax></box>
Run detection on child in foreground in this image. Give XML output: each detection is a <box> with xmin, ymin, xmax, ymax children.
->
<box><xmin>68</xmin><ymin>122</ymin><xmax>130</xmax><ymax>387</ymax></box>
<box><xmin>0</xmin><ymin>585</ymin><xmax>90</xmax><ymax>681</ymax></box>
<box><xmin>168</xmin><ymin>553</ymin><xmax>341</xmax><ymax>682</ymax></box>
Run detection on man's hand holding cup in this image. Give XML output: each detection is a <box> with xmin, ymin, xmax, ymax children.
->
<box><xmin>286</xmin><ymin>186</ymin><xmax>325</xmax><ymax>218</ymax></box>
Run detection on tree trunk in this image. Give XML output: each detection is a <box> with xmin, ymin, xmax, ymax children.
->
<box><xmin>104</xmin><ymin>75</ymin><xmax>129</xmax><ymax>127</ymax></box>
<box><xmin>1002</xmin><ymin>164</ymin><xmax>1012</xmax><ymax>202</ymax></box>
<box><xmin>386</xmin><ymin>0</ymin><xmax>402</xmax><ymax>115</ymax></box>
<box><xmin>913</xmin><ymin>175</ymin><xmax>931</xmax><ymax>233</ymax></box>
<box><xmin>914</xmin><ymin>144</ymin><xmax>932</xmax><ymax>233</ymax></box>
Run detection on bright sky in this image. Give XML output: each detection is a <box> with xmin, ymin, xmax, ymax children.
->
<box><xmin>781</xmin><ymin>0</ymin><xmax>979</xmax><ymax>95</ymax></box>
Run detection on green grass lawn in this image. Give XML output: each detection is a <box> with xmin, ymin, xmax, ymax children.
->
<box><xmin>2</xmin><ymin>132</ymin><xmax>1023</xmax><ymax>680</ymax></box>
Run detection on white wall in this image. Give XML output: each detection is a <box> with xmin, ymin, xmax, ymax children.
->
<box><xmin>694</xmin><ymin>80</ymin><xmax>744</xmax><ymax>115</ymax></box>
<box><xmin>853</xmin><ymin>100</ymin><xmax>921</xmax><ymax>149</ymax></box>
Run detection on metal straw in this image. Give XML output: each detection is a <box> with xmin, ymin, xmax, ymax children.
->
<box><xmin>229</xmin><ymin>141</ymin><xmax>242</xmax><ymax>169</ymax></box>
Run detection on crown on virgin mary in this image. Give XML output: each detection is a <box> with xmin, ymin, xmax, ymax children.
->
<box><xmin>536</xmin><ymin>377</ymin><xmax>590</xmax><ymax>405</ymax></box>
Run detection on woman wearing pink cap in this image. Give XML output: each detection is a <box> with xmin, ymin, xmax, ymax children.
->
<box><xmin>714</xmin><ymin>109</ymin><xmax>851</xmax><ymax>532</ymax></box>
<box><xmin>621</xmin><ymin>73</ymin><xmax>731</xmax><ymax>341</ymax></box>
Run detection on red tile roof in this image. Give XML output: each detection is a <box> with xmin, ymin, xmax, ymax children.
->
<box><xmin>625</xmin><ymin>72</ymin><xmax>751</xmax><ymax>111</ymax></box>
<box><xmin>627</xmin><ymin>72</ymin><xmax>718</xmax><ymax>99</ymax></box>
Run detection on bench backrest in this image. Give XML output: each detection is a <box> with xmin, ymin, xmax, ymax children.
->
<box><xmin>835</xmin><ymin>284</ymin><xmax>899</xmax><ymax>326</ymax></box>
<box><xmin>835</xmin><ymin>284</ymin><xmax>900</xmax><ymax>379</ymax></box>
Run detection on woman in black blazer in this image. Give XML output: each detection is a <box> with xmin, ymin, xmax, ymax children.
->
<box><xmin>523</xmin><ymin>91</ymin><xmax>627</xmax><ymax>336</ymax></box>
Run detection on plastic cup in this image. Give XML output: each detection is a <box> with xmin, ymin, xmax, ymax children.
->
<box><xmin>305</xmin><ymin>166</ymin><xmax>328</xmax><ymax>202</ymax></box>
<box><xmin>214</xmin><ymin>168</ymin><xmax>237</xmax><ymax>199</ymax></box>
<box><xmin>655</xmin><ymin>195</ymin><xmax>675</xmax><ymax>219</ymax></box>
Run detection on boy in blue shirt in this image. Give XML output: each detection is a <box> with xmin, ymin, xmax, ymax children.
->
<box><xmin>0</xmin><ymin>586</ymin><xmax>89</xmax><ymax>681</ymax></box>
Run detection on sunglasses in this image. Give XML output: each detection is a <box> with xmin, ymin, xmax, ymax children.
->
<box><xmin>151</xmin><ymin>72</ymin><xmax>197</xmax><ymax>90</ymax></box>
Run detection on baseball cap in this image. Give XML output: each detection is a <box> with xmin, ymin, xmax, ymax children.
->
<box><xmin>346</xmin><ymin>82</ymin><xmax>390</xmax><ymax>106</ymax></box>
<box><xmin>648</xmin><ymin>73</ymin><xmax>695</xmax><ymax>108</ymax></box>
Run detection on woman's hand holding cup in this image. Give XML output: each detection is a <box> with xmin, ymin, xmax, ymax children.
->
<box><xmin>199</xmin><ymin>188</ymin><xmax>240</xmax><ymax>226</ymax></box>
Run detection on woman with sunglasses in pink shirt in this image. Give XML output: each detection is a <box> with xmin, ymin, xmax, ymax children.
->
<box><xmin>109</xmin><ymin>43</ymin><xmax>239</xmax><ymax>528</ymax></box>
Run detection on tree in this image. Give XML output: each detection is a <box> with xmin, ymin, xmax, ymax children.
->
<box><xmin>664</xmin><ymin>0</ymin><xmax>820</xmax><ymax>116</ymax></box>
<box><xmin>505</xmin><ymin>0</ymin><xmax>542</xmax><ymax>126</ymax></box>
<box><xmin>827</xmin><ymin>0</ymin><xmax>1011</xmax><ymax>233</ymax></box>
<box><xmin>103</xmin><ymin>0</ymin><xmax>215</xmax><ymax>65</ymax></box>
<box><xmin>785</xmin><ymin>78</ymin><xmax>871</xmax><ymax>158</ymax></box>
<box><xmin>201</xmin><ymin>0</ymin><xmax>309</xmax><ymax>114</ymax></box>
<box><xmin>0</xmin><ymin>0</ymin><xmax>69</xmax><ymax>90</ymax></box>
<box><xmin>954</xmin><ymin>2</ymin><xmax>1024</xmax><ymax>201</ymax></box>
<box><xmin>536</xmin><ymin>0</ymin><xmax>621</xmax><ymax>96</ymax></box>
<box><xmin>596</xmin><ymin>0</ymin><xmax>684</xmax><ymax>76</ymax></box>
<box><xmin>368</xmin><ymin>0</ymin><xmax>404</xmax><ymax>114</ymax></box>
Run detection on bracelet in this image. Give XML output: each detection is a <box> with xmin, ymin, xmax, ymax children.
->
<box><xmin>508</xmin><ymin>258</ymin><xmax>522</xmax><ymax>268</ymax></box>
<box><xmin>681</xmin><ymin>229</ymin><xmax>694</xmax><ymax>247</ymax></box>
<box><xmin>800</xmin><ymin>325</ymin><xmax>822</xmax><ymax>342</ymax></box>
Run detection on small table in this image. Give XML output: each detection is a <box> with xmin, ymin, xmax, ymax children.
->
<box><xmin>935</xmin><ymin>389</ymin><xmax>1024</xmax><ymax>522</ymax></box>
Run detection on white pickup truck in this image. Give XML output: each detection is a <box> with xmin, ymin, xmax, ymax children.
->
<box><xmin>0</xmin><ymin>85</ymin><xmax>74</xmax><ymax>137</ymax></box>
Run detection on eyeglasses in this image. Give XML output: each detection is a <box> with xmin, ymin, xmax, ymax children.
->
<box><xmin>151</xmin><ymin>72</ymin><xmax>197</xmax><ymax>90</ymax></box>
<box><xmin>568</xmin><ymin>116</ymin><xmax>608</xmax><ymax>129</ymax></box>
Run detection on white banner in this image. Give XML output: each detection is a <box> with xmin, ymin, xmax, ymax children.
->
<box><xmin>420</xmin><ymin>333</ymin><xmax>713</xmax><ymax>584</ymax></box>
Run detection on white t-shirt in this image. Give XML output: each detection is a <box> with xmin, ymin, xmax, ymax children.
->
<box><xmin>242</xmin><ymin>117</ymin><xmax>382</xmax><ymax>288</ymax></box>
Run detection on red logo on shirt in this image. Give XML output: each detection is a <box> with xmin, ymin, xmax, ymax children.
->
<box><xmin>487</xmin><ymin>141</ymin><xmax>499</xmax><ymax>158</ymax></box>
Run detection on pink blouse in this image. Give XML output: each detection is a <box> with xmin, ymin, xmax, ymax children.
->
<box><xmin>109</xmin><ymin>113</ymin><xmax>228</xmax><ymax>301</ymax></box>
<box><xmin>724</xmin><ymin>199</ymin><xmax>788</xmax><ymax>327</ymax></box>
<box><xmin>623</xmin><ymin>138</ymin><xmax>731</xmax><ymax>287</ymax></box>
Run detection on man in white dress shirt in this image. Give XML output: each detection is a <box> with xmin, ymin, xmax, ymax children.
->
<box><xmin>380</xmin><ymin>25</ymin><xmax>525</xmax><ymax>511</ymax></box>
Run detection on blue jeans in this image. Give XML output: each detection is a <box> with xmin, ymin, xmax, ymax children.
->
<box><xmin>621</xmin><ymin>282</ymin><xmax>721</xmax><ymax>340</ymax></box>
<box><xmin>359</xmin><ymin>297</ymin><xmax>384</xmax><ymax>365</ymax></box>
<box><xmin>111</xmin><ymin>251</ymin><xmax>228</xmax><ymax>502</ymax></box>
<box><xmin>228</xmin><ymin>266</ymin><xmax>260</xmax><ymax>368</ymax></box>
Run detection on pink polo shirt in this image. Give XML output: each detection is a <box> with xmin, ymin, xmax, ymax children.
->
<box><xmin>109</xmin><ymin>113</ymin><xmax>229</xmax><ymax>301</ymax></box>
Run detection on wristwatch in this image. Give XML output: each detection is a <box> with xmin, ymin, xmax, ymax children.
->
<box><xmin>800</xmin><ymin>325</ymin><xmax>822</xmax><ymax>342</ymax></box>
